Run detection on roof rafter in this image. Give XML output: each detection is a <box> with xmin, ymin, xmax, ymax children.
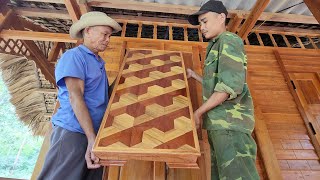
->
<box><xmin>227</xmin><ymin>14</ymin><xmax>243</xmax><ymax>33</ymax></box>
<box><xmin>304</xmin><ymin>0</ymin><xmax>320</xmax><ymax>24</ymax></box>
<box><xmin>238</xmin><ymin>0</ymin><xmax>270</xmax><ymax>39</ymax></box>
<box><xmin>0</xmin><ymin>9</ymin><xmax>14</xmax><ymax>32</ymax></box>
<box><xmin>64</xmin><ymin>0</ymin><xmax>81</xmax><ymax>22</ymax></box>
<box><xmin>13</xmin><ymin>0</ymin><xmax>319</xmax><ymax>24</ymax></box>
<box><xmin>48</xmin><ymin>42</ymin><xmax>65</xmax><ymax>62</ymax></box>
<box><xmin>79</xmin><ymin>0</ymin><xmax>91</xmax><ymax>14</ymax></box>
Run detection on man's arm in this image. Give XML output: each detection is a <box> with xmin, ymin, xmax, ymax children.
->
<box><xmin>65</xmin><ymin>77</ymin><xmax>101</xmax><ymax>169</ymax></box>
<box><xmin>194</xmin><ymin>92</ymin><xmax>229</xmax><ymax>129</ymax></box>
<box><xmin>187</xmin><ymin>68</ymin><xmax>203</xmax><ymax>83</ymax></box>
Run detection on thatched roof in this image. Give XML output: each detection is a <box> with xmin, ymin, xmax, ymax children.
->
<box><xmin>0</xmin><ymin>53</ymin><xmax>56</xmax><ymax>136</ymax></box>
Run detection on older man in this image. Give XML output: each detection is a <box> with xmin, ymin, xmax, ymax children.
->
<box><xmin>38</xmin><ymin>12</ymin><xmax>121</xmax><ymax>180</ymax></box>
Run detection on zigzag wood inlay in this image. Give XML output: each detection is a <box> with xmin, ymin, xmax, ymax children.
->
<box><xmin>94</xmin><ymin>49</ymin><xmax>200</xmax><ymax>167</ymax></box>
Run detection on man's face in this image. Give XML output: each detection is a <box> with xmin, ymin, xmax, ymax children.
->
<box><xmin>84</xmin><ymin>25</ymin><xmax>113</xmax><ymax>53</ymax></box>
<box><xmin>198</xmin><ymin>12</ymin><xmax>225</xmax><ymax>40</ymax></box>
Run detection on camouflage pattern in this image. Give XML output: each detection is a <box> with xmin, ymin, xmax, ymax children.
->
<box><xmin>207</xmin><ymin>130</ymin><xmax>260</xmax><ymax>180</ymax></box>
<box><xmin>202</xmin><ymin>31</ymin><xmax>255</xmax><ymax>134</ymax></box>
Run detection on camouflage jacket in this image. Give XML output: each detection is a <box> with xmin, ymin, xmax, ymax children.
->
<box><xmin>202</xmin><ymin>31</ymin><xmax>255</xmax><ymax>134</ymax></box>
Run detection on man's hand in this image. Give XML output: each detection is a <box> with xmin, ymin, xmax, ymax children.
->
<box><xmin>85</xmin><ymin>140</ymin><xmax>101</xmax><ymax>169</ymax></box>
<box><xmin>194</xmin><ymin>110</ymin><xmax>202</xmax><ymax>130</ymax></box>
<box><xmin>186</xmin><ymin>68</ymin><xmax>194</xmax><ymax>79</ymax></box>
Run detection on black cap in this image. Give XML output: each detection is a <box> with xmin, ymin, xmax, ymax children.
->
<box><xmin>188</xmin><ymin>0</ymin><xmax>228</xmax><ymax>25</ymax></box>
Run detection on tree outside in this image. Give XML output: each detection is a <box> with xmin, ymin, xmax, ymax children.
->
<box><xmin>0</xmin><ymin>75</ymin><xmax>44</xmax><ymax>179</ymax></box>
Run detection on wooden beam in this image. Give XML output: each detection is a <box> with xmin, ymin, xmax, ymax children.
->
<box><xmin>0</xmin><ymin>0</ymin><xmax>10</xmax><ymax>15</ymax></box>
<box><xmin>14</xmin><ymin>2</ymin><xmax>318</xmax><ymax>24</ymax></box>
<box><xmin>153</xmin><ymin>23</ymin><xmax>157</xmax><ymax>39</ymax></box>
<box><xmin>227</xmin><ymin>14</ymin><xmax>243</xmax><ymax>33</ymax></box>
<box><xmin>64</xmin><ymin>0</ymin><xmax>81</xmax><ymax>22</ymax></box>
<box><xmin>22</xmin><ymin>40</ymin><xmax>56</xmax><ymax>85</ymax></box>
<box><xmin>183</xmin><ymin>26</ymin><xmax>188</xmax><ymax>41</ymax></box>
<box><xmin>255</xmin><ymin>32</ymin><xmax>264</xmax><ymax>46</ymax></box>
<box><xmin>121</xmin><ymin>22</ymin><xmax>127</xmax><ymax>37</ymax></box>
<box><xmin>307</xmin><ymin>35</ymin><xmax>318</xmax><ymax>49</ymax></box>
<box><xmin>0</xmin><ymin>9</ymin><xmax>13</xmax><ymax>32</ymax></box>
<box><xmin>14</xmin><ymin>7</ymin><xmax>198</xmax><ymax>28</ymax></box>
<box><xmin>0</xmin><ymin>30</ymin><xmax>77</xmax><ymax>43</ymax></box>
<box><xmin>254</xmin><ymin>25</ymin><xmax>320</xmax><ymax>37</ymax></box>
<box><xmin>48</xmin><ymin>42</ymin><xmax>64</xmax><ymax>62</ymax></box>
<box><xmin>14</xmin><ymin>7</ymin><xmax>70</xmax><ymax>20</ymax></box>
<box><xmin>0</xmin><ymin>29</ymin><xmax>210</xmax><ymax>47</ymax></box>
<box><xmin>2</xmin><ymin>26</ymin><xmax>319</xmax><ymax>46</ymax></box>
<box><xmin>268</xmin><ymin>33</ymin><xmax>278</xmax><ymax>47</ymax></box>
<box><xmin>137</xmin><ymin>22</ymin><xmax>142</xmax><ymax>38</ymax></box>
<box><xmin>198</xmin><ymin>27</ymin><xmax>203</xmax><ymax>42</ymax></box>
<box><xmin>253</xmin><ymin>105</ymin><xmax>283</xmax><ymax>180</ymax></box>
<box><xmin>304</xmin><ymin>0</ymin><xmax>320</xmax><ymax>24</ymax></box>
<box><xmin>21</xmin><ymin>0</ymin><xmax>63</xmax><ymax>3</ymax></box>
<box><xmin>78</xmin><ymin>0</ymin><xmax>91</xmax><ymax>14</ymax></box>
<box><xmin>88</xmin><ymin>0</ymin><xmax>318</xmax><ymax>24</ymax></box>
<box><xmin>281</xmin><ymin>34</ymin><xmax>291</xmax><ymax>48</ymax></box>
<box><xmin>17</xmin><ymin>16</ymin><xmax>50</xmax><ymax>32</ymax></box>
<box><xmin>238</xmin><ymin>0</ymin><xmax>270</xmax><ymax>39</ymax></box>
<box><xmin>295</xmin><ymin>36</ymin><xmax>305</xmax><ymax>49</ymax></box>
<box><xmin>168</xmin><ymin>25</ymin><xmax>173</xmax><ymax>40</ymax></box>
<box><xmin>88</xmin><ymin>0</ymin><xmax>200</xmax><ymax>15</ymax></box>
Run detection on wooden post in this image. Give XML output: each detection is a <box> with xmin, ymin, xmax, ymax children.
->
<box><xmin>255</xmin><ymin>32</ymin><xmax>264</xmax><ymax>46</ymax></box>
<box><xmin>253</xmin><ymin>105</ymin><xmax>283</xmax><ymax>180</ymax></box>
<box><xmin>31</xmin><ymin>101</ymin><xmax>59</xmax><ymax>180</ymax></box>
<box><xmin>268</xmin><ymin>33</ymin><xmax>278</xmax><ymax>47</ymax></box>
<box><xmin>137</xmin><ymin>22</ymin><xmax>142</xmax><ymax>38</ymax></box>
<box><xmin>307</xmin><ymin>36</ymin><xmax>318</xmax><ymax>49</ymax></box>
<box><xmin>121</xmin><ymin>22</ymin><xmax>127</xmax><ymax>37</ymax></box>
<box><xmin>184</xmin><ymin>26</ymin><xmax>188</xmax><ymax>41</ymax></box>
<box><xmin>153</xmin><ymin>23</ymin><xmax>157</xmax><ymax>39</ymax></box>
<box><xmin>169</xmin><ymin>25</ymin><xmax>173</xmax><ymax>40</ymax></box>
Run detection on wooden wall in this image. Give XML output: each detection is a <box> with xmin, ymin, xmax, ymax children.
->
<box><xmin>246</xmin><ymin>46</ymin><xmax>320</xmax><ymax>180</ymax></box>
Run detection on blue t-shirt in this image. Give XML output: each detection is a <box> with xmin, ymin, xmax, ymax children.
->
<box><xmin>52</xmin><ymin>45</ymin><xmax>109</xmax><ymax>134</ymax></box>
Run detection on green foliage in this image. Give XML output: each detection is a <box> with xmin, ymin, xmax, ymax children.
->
<box><xmin>0</xmin><ymin>75</ymin><xmax>44</xmax><ymax>179</ymax></box>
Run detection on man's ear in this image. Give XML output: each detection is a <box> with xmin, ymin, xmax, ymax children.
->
<box><xmin>83</xmin><ymin>27</ymin><xmax>90</xmax><ymax>37</ymax></box>
<box><xmin>220</xmin><ymin>13</ymin><xmax>227</xmax><ymax>25</ymax></box>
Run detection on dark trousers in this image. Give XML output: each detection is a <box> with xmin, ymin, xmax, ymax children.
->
<box><xmin>37</xmin><ymin>125</ymin><xmax>103</xmax><ymax>180</ymax></box>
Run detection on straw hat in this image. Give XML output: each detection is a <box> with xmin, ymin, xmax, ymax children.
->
<box><xmin>69</xmin><ymin>11</ymin><xmax>122</xmax><ymax>39</ymax></box>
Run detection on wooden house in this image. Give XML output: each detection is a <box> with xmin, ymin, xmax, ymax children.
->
<box><xmin>0</xmin><ymin>0</ymin><xmax>319</xmax><ymax>179</ymax></box>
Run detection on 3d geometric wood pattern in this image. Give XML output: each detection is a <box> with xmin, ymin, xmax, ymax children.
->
<box><xmin>93</xmin><ymin>49</ymin><xmax>200</xmax><ymax>169</ymax></box>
